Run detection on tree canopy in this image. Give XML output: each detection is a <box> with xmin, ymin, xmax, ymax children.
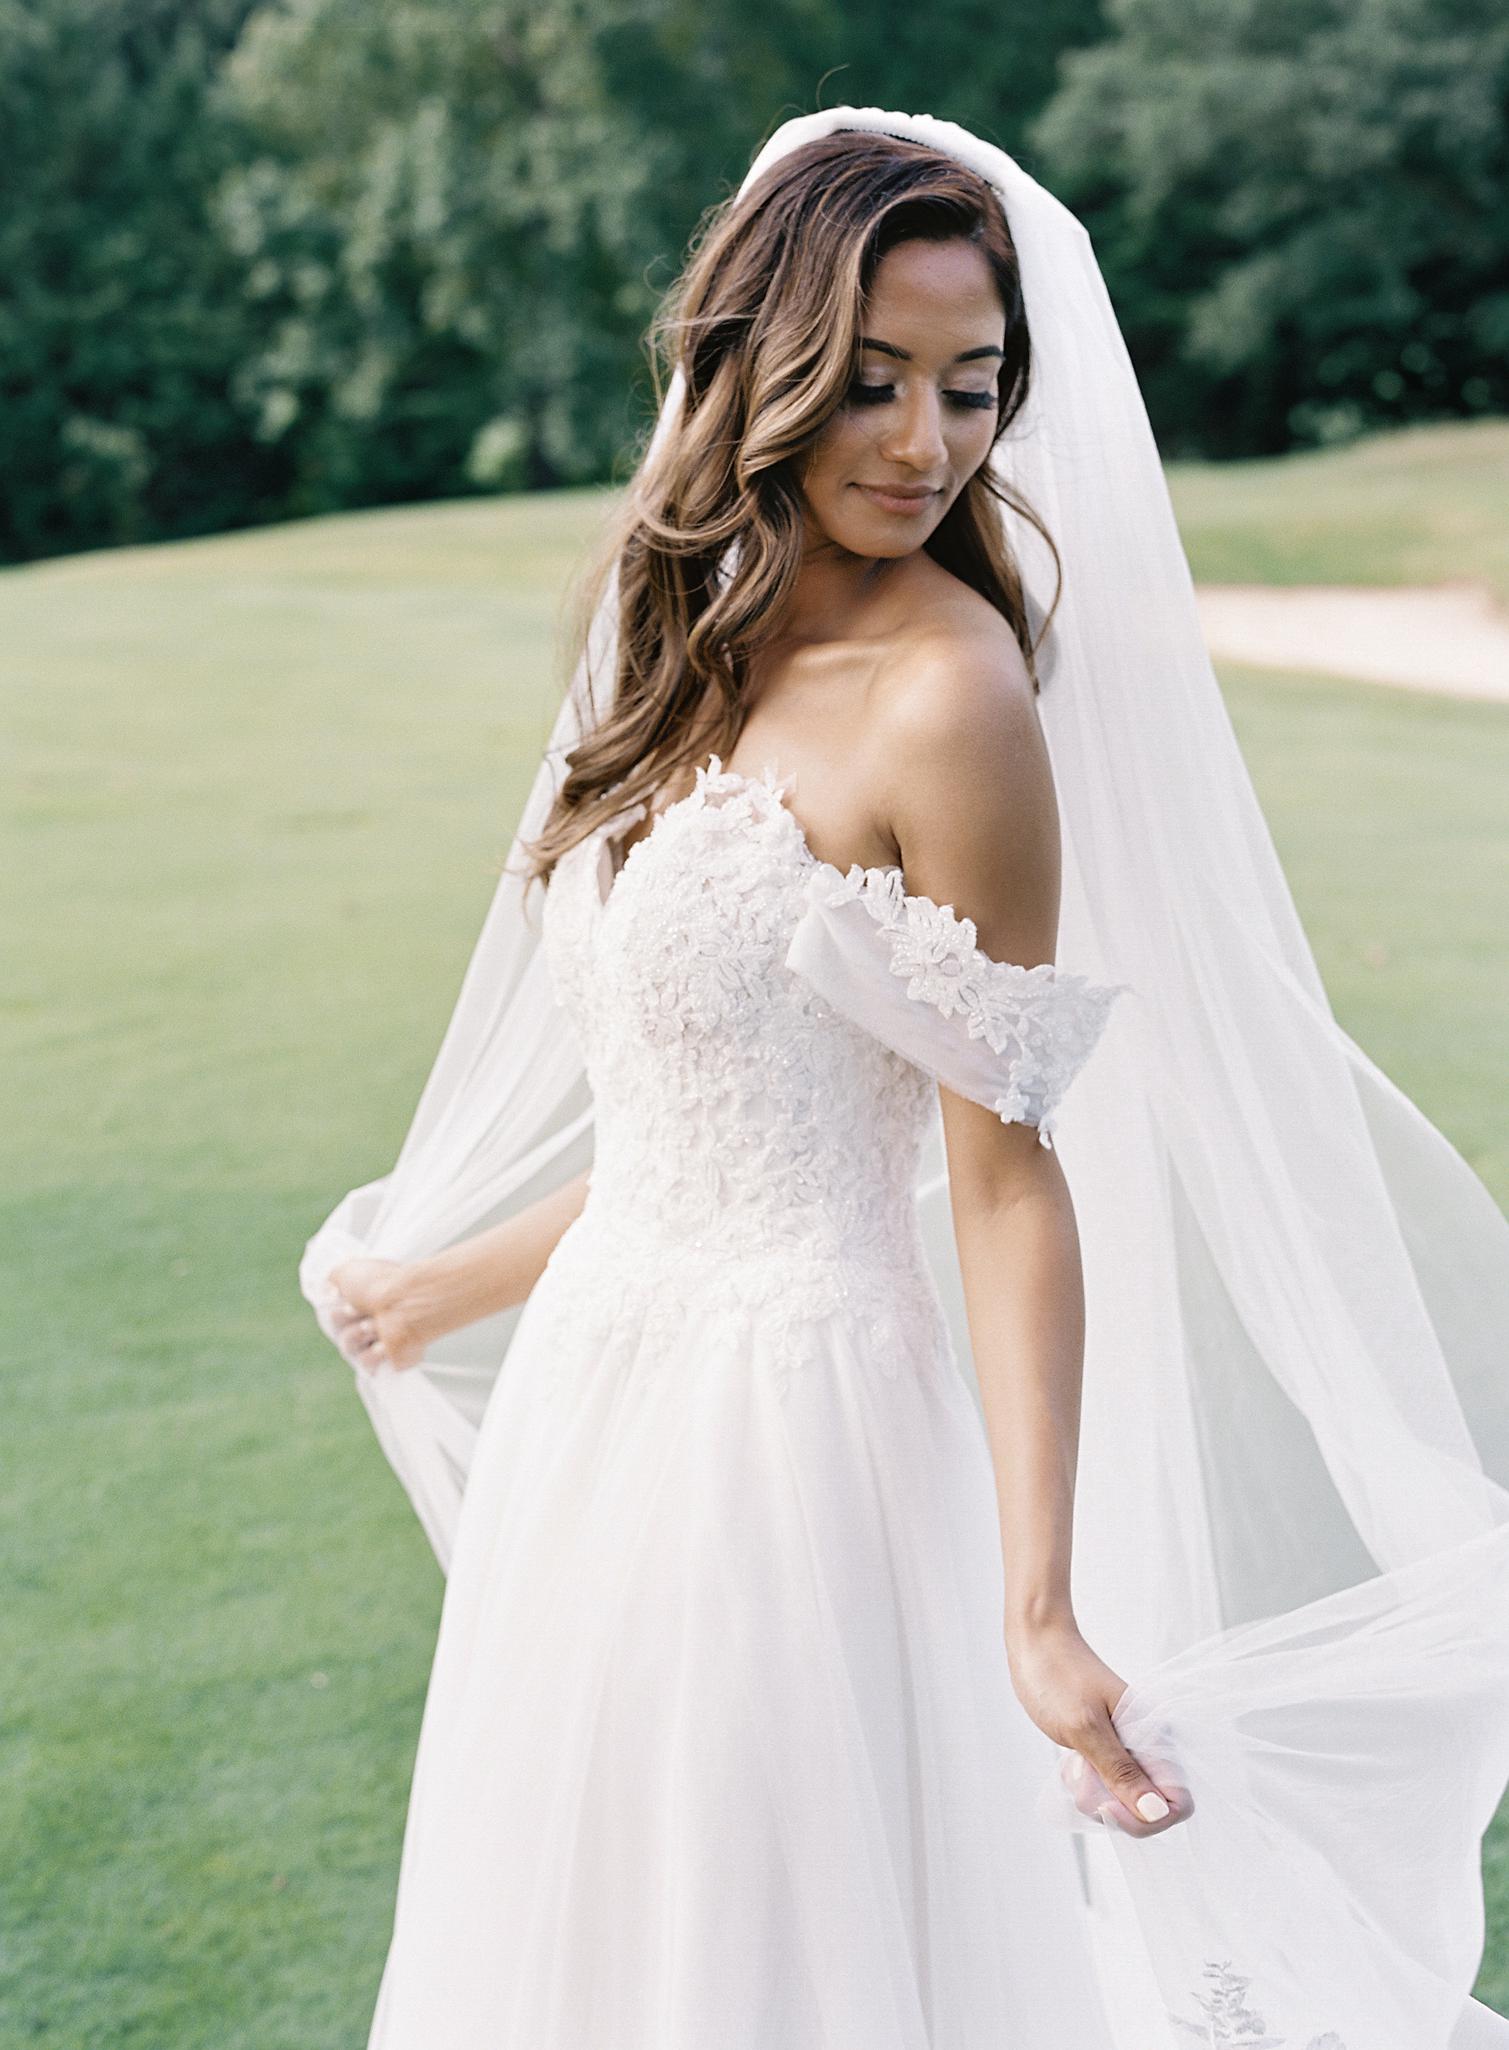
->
<box><xmin>2</xmin><ymin>0</ymin><xmax>1502</xmax><ymax>561</ymax></box>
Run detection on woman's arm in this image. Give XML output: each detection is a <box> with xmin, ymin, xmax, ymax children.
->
<box><xmin>945</xmin><ymin>1116</ymin><xmax>1084</xmax><ymax>1642</ymax></box>
<box><xmin>879</xmin><ymin>624</ymin><xmax>1183</xmax><ymax>1836</ymax></box>
<box><xmin>327</xmin><ymin>1167</ymin><xmax>591</xmax><ymax>1373</ymax></box>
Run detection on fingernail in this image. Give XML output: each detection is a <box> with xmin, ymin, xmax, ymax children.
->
<box><xmin>1135</xmin><ymin>1790</ymin><xmax>1169</xmax><ymax>1822</ymax></box>
<box><xmin>1068</xmin><ymin>1754</ymin><xmax>1084</xmax><ymax>1784</ymax></box>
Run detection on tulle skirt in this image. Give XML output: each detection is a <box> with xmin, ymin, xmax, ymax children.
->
<box><xmin>364</xmin><ymin>1220</ymin><xmax>1125</xmax><ymax>2049</ymax></box>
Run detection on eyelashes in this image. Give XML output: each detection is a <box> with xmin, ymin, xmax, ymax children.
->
<box><xmin>847</xmin><ymin>382</ymin><xmax>998</xmax><ymax>412</ymax></box>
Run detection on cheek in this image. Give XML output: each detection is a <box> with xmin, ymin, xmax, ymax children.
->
<box><xmin>949</xmin><ymin>411</ymin><xmax>999</xmax><ymax>473</ymax></box>
<box><xmin>803</xmin><ymin>414</ymin><xmax>871</xmax><ymax>499</ymax></box>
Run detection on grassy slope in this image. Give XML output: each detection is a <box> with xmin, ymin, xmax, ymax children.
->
<box><xmin>1168</xmin><ymin>416</ymin><xmax>1509</xmax><ymax>603</ymax></box>
<box><xmin>2</xmin><ymin>493</ymin><xmax>608</xmax><ymax>2047</ymax></box>
<box><xmin>3</xmin><ymin>435</ymin><xmax>1507</xmax><ymax>2042</ymax></box>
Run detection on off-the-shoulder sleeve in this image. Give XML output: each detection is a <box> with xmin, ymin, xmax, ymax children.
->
<box><xmin>784</xmin><ymin>861</ymin><xmax>1132</xmax><ymax>1150</ymax></box>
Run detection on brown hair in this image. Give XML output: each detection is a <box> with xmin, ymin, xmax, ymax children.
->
<box><xmin>522</xmin><ymin>127</ymin><xmax>1060</xmax><ymax>889</ymax></box>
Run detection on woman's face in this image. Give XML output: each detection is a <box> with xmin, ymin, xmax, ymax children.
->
<box><xmin>797</xmin><ymin>236</ymin><xmax>1006</xmax><ymax>559</ymax></box>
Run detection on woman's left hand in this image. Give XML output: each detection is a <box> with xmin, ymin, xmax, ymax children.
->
<box><xmin>1006</xmin><ymin>1617</ymin><xmax>1192</xmax><ymax>1836</ymax></box>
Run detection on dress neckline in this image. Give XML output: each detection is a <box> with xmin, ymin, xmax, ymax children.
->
<box><xmin>590</xmin><ymin>754</ymin><xmax>898</xmax><ymax>922</ymax></box>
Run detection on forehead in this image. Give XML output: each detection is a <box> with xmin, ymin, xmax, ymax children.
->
<box><xmin>862</xmin><ymin>238</ymin><xmax>1004</xmax><ymax>345</ymax></box>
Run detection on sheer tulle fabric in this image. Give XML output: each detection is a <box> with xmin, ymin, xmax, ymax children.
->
<box><xmin>301</xmin><ymin>107</ymin><xmax>1509</xmax><ymax>2048</ymax></box>
<box><xmin>367</xmin><ymin>1257</ymin><xmax>1121</xmax><ymax>2048</ymax></box>
<box><xmin>784</xmin><ymin>857</ymin><xmax>1131</xmax><ymax>1147</ymax></box>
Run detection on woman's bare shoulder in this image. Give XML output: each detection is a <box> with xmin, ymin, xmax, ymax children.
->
<box><xmin>870</xmin><ymin>564</ymin><xmax>1037</xmax><ymax>756</ymax></box>
<box><xmin>859</xmin><ymin>561</ymin><xmax>1052</xmax><ymax>913</ymax></box>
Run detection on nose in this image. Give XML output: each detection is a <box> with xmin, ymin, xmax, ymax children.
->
<box><xmin>877</xmin><ymin>385</ymin><xmax>948</xmax><ymax>472</ymax></box>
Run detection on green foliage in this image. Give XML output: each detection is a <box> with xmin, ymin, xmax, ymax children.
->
<box><xmin>3</xmin><ymin>0</ymin><xmax>1108</xmax><ymax>561</ymax></box>
<box><xmin>210</xmin><ymin>0</ymin><xmax>671</xmax><ymax>510</ymax></box>
<box><xmin>207</xmin><ymin>0</ymin><xmax>1110</xmax><ymax>517</ymax></box>
<box><xmin>1033</xmin><ymin>0</ymin><xmax>1509</xmax><ymax>454</ymax></box>
<box><xmin>4</xmin><ymin>0</ymin><xmax>1505</xmax><ymax>555</ymax></box>
<box><xmin>0</xmin><ymin>0</ymin><xmax>283</xmax><ymax>559</ymax></box>
<box><xmin>793</xmin><ymin>0</ymin><xmax>1108</xmax><ymax>166</ymax></box>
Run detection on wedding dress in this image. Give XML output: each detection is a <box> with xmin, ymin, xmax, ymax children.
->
<box><xmin>365</xmin><ymin>755</ymin><xmax>1131</xmax><ymax>2047</ymax></box>
<box><xmin>304</xmin><ymin>106</ymin><xmax>1509</xmax><ymax>2050</ymax></box>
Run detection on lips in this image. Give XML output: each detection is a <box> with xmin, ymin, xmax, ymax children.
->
<box><xmin>855</xmin><ymin>484</ymin><xmax>941</xmax><ymax>514</ymax></box>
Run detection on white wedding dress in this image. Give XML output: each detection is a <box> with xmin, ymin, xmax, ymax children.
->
<box><xmin>364</xmin><ymin>756</ymin><xmax>1136</xmax><ymax>2049</ymax></box>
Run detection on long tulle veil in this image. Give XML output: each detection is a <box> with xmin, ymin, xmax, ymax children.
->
<box><xmin>300</xmin><ymin>107</ymin><xmax>1509</xmax><ymax>2047</ymax></box>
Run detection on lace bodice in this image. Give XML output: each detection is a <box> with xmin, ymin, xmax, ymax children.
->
<box><xmin>536</xmin><ymin>757</ymin><xmax>1126</xmax><ymax>1394</ymax></box>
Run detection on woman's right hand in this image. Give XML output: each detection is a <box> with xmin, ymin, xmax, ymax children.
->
<box><xmin>325</xmin><ymin>1257</ymin><xmax>429</xmax><ymax>1374</ymax></box>
<box><xmin>1007</xmin><ymin>1617</ymin><xmax>1193</xmax><ymax>1837</ymax></box>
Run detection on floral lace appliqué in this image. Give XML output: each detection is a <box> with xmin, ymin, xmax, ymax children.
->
<box><xmin>819</xmin><ymin>862</ymin><xmax>1130</xmax><ymax>1149</ymax></box>
<box><xmin>1168</xmin><ymin>1960</ymin><xmax>1347</xmax><ymax>2049</ymax></box>
<box><xmin>537</xmin><ymin>757</ymin><xmax>959</xmax><ymax>1406</ymax></box>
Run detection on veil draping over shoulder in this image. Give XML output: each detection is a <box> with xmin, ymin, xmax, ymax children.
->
<box><xmin>300</xmin><ymin>108</ymin><xmax>1509</xmax><ymax>2048</ymax></box>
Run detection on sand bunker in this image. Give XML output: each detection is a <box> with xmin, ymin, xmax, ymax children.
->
<box><xmin>1195</xmin><ymin>583</ymin><xmax>1509</xmax><ymax>702</ymax></box>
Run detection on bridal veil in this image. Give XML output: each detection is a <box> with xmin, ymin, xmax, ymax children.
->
<box><xmin>300</xmin><ymin>107</ymin><xmax>1509</xmax><ymax>2048</ymax></box>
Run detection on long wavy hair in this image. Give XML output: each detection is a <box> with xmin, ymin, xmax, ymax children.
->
<box><xmin>522</xmin><ymin>128</ymin><xmax>1060</xmax><ymax>888</ymax></box>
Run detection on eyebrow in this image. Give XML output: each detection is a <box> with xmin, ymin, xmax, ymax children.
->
<box><xmin>859</xmin><ymin>336</ymin><xmax>1005</xmax><ymax>364</ymax></box>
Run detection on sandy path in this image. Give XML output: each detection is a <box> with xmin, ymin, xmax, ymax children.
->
<box><xmin>1194</xmin><ymin>583</ymin><xmax>1509</xmax><ymax>702</ymax></box>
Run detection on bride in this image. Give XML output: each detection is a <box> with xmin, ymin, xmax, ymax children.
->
<box><xmin>302</xmin><ymin>110</ymin><xmax>1509</xmax><ymax>2049</ymax></box>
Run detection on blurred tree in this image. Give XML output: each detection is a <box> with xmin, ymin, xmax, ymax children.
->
<box><xmin>1</xmin><ymin>0</ymin><xmax>1111</xmax><ymax>556</ymax></box>
<box><xmin>211</xmin><ymin>0</ymin><xmax>832</xmax><ymax>513</ymax></box>
<box><xmin>1033</xmin><ymin>0</ymin><xmax>1509</xmax><ymax>455</ymax></box>
<box><xmin>210</xmin><ymin>0</ymin><xmax>1110</xmax><ymax>520</ymax></box>
<box><xmin>0</xmin><ymin>0</ymin><xmax>283</xmax><ymax>560</ymax></box>
<box><xmin>813</xmin><ymin>0</ymin><xmax>1105</xmax><ymax>168</ymax></box>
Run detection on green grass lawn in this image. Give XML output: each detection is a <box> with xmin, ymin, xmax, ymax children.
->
<box><xmin>1169</xmin><ymin>415</ymin><xmax>1509</xmax><ymax>603</ymax></box>
<box><xmin>4</xmin><ymin>450</ymin><xmax>1508</xmax><ymax>2043</ymax></box>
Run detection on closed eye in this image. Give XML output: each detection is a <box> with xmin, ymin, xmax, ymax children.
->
<box><xmin>848</xmin><ymin>382</ymin><xmax>998</xmax><ymax>412</ymax></box>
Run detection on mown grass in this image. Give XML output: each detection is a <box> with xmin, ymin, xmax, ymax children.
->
<box><xmin>4</xmin><ymin>433</ymin><xmax>1507</xmax><ymax>2042</ymax></box>
<box><xmin>1169</xmin><ymin>416</ymin><xmax>1509</xmax><ymax>603</ymax></box>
